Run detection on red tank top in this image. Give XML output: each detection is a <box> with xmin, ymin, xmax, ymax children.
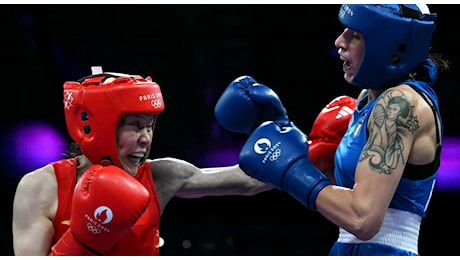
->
<box><xmin>51</xmin><ymin>158</ymin><xmax>161</xmax><ymax>255</ymax></box>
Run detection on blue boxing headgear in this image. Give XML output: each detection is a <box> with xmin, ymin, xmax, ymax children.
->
<box><xmin>338</xmin><ymin>4</ymin><xmax>436</xmax><ymax>89</ymax></box>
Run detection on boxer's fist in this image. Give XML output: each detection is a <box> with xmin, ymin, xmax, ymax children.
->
<box><xmin>51</xmin><ymin>165</ymin><xmax>150</xmax><ymax>255</ymax></box>
<box><xmin>239</xmin><ymin>121</ymin><xmax>331</xmax><ymax>211</ymax></box>
<box><xmin>308</xmin><ymin>96</ymin><xmax>357</xmax><ymax>181</ymax></box>
<box><xmin>214</xmin><ymin>75</ymin><xmax>289</xmax><ymax>135</ymax></box>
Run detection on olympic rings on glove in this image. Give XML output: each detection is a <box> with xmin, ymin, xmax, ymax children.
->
<box><xmin>269</xmin><ymin>149</ymin><xmax>281</xmax><ymax>161</ymax></box>
<box><xmin>87</xmin><ymin>222</ymin><xmax>101</xmax><ymax>234</ymax></box>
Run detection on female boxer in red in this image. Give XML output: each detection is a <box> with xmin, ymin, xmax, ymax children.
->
<box><xmin>12</xmin><ymin>71</ymin><xmax>272</xmax><ymax>256</ymax></box>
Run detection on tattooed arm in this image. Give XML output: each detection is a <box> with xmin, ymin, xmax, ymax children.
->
<box><xmin>314</xmin><ymin>85</ymin><xmax>437</xmax><ymax>240</ymax></box>
<box><xmin>360</xmin><ymin>90</ymin><xmax>416</xmax><ymax>173</ymax></box>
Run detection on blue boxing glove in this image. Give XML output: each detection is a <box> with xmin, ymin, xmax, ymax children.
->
<box><xmin>239</xmin><ymin>121</ymin><xmax>332</xmax><ymax>211</ymax></box>
<box><xmin>214</xmin><ymin>75</ymin><xmax>289</xmax><ymax>135</ymax></box>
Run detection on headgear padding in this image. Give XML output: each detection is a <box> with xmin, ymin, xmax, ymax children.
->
<box><xmin>63</xmin><ymin>72</ymin><xmax>165</xmax><ymax>168</ymax></box>
<box><xmin>338</xmin><ymin>4</ymin><xmax>436</xmax><ymax>89</ymax></box>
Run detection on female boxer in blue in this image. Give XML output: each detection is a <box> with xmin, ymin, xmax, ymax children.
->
<box><xmin>235</xmin><ymin>4</ymin><xmax>450</xmax><ymax>256</ymax></box>
<box><xmin>327</xmin><ymin>4</ymin><xmax>448</xmax><ymax>255</ymax></box>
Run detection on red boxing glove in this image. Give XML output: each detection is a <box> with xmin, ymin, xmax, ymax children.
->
<box><xmin>50</xmin><ymin>165</ymin><xmax>150</xmax><ymax>255</ymax></box>
<box><xmin>308</xmin><ymin>96</ymin><xmax>357</xmax><ymax>182</ymax></box>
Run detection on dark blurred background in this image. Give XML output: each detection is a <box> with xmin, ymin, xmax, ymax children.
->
<box><xmin>0</xmin><ymin>4</ymin><xmax>459</xmax><ymax>256</ymax></box>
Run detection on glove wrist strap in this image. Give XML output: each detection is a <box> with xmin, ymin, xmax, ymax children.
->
<box><xmin>50</xmin><ymin>229</ymin><xmax>101</xmax><ymax>256</ymax></box>
<box><xmin>283</xmin><ymin>158</ymin><xmax>332</xmax><ymax>211</ymax></box>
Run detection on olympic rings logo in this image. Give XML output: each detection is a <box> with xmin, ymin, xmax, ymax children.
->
<box><xmin>87</xmin><ymin>223</ymin><xmax>101</xmax><ymax>234</ymax></box>
<box><xmin>151</xmin><ymin>99</ymin><xmax>162</xmax><ymax>108</ymax></box>
<box><xmin>269</xmin><ymin>148</ymin><xmax>281</xmax><ymax>161</ymax></box>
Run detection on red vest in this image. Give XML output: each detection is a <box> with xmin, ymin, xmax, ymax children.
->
<box><xmin>52</xmin><ymin>158</ymin><xmax>161</xmax><ymax>255</ymax></box>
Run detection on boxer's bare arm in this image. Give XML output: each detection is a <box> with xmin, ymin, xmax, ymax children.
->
<box><xmin>149</xmin><ymin>158</ymin><xmax>272</xmax><ymax>213</ymax></box>
<box><xmin>13</xmin><ymin>165</ymin><xmax>57</xmax><ymax>256</ymax></box>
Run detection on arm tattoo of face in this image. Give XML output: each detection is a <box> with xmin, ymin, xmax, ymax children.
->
<box><xmin>359</xmin><ymin>90</ymin><xmax>419</xmax><ymax>175</ymax></box>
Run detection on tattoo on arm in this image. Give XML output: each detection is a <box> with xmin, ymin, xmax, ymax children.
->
<box><xmin>359</xmin><ymin>90</ymin><xmax>420</xmax><ymax>175</ymax></box>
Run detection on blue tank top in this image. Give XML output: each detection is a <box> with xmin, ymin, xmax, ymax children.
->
<box><xmin>334</xmin><ymin>59</ymin><xmax>443</xmax><ymax>217</ymax></box>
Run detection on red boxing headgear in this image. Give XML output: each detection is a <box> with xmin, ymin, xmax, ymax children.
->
<box><xmin>63</xmin><ymin>72</ymin><xmax>165</xmax><ymax>168</ymax></box>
